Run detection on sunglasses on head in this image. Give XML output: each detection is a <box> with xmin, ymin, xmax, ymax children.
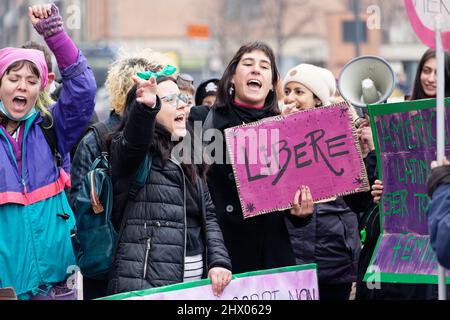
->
<box><xmin>176</xmin><ymin>73</ymin><xmax>194</xmax><ymax>86</ymax></box>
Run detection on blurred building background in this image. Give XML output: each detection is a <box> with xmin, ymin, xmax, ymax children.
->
<box><xmin>1</xmin><ymin>0</ymin><xmax>428</xmax><ymax>98</ymax></box>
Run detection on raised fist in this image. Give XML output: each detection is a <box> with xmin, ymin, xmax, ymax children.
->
<box><xmin>28</xmin><ymin>3</ymin><xmax>64</xmax><ymax>38</ymax></box>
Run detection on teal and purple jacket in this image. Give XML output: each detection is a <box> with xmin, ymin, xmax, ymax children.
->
<box><xmin>0</xmin><ymin>50</ymin><xmax>96</xmax><ymax>297</ymax></box>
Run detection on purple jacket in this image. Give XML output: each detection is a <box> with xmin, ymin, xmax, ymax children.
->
<box><xmin>0</xmin><ymin>51</ymin><xmax>96</xmax><ymax>205</ymax></box>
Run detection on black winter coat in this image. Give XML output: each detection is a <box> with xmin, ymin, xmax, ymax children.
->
<box><xmin>107</xmin><ymin>94</ymin><xmax>231</xmax><ymax>295</ymax></box>
<box><xmin>285</xmin><ymin>198</ymin><xmax>360</xmax><ymax>284</ymax></box>
<box><xmin>203</xmin><ymin>106</ymin><xmax>296</xmax><ymax>274</ymax></box>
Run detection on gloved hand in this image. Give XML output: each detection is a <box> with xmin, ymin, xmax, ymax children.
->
<box><xmin>28</xmin><ymin>3</ymin><xmax>64</xmax><ymax>39</ymax></box>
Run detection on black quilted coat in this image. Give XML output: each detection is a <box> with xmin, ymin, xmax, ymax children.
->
<box><xmin>107</xmin><ymin>90</ymin><xmax>231</xmax><ymax>295</ymax></box>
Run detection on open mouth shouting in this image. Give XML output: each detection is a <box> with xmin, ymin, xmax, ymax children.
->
<box><xmin>174</xmin><ymin>113</ymin><xmax>186</xmax><ymax>123</ymax></box>
<box><xmin>247</xmin><ymin>79</ymin><xmax>262</xmax><ymax>91</ymax></box>
<box><xmin>172</xmin><ymin>112</ymin><xmax>187</xmax><ymax>137</ymax></box>
<box><xmin>12</xmin><ymin>96</ymin><xmax>28</xmax><ymax>110</ymax></box>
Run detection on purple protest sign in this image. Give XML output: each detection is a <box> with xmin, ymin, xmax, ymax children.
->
<box><xmin>372</xmin><ymin>234</ymin><xmax>440</xmax><ymax>275</ymax></box>
<box><xmin>224</xmin><ymin>102</ymin><xmax>369</xmax><ymax>219</ymax></box>
<box><xmin>366</xmin><ymin>99</ymin><xmax>450</xmax><ymax>283</ymax></box>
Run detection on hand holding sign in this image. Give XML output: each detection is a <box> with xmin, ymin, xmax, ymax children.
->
<box><xmin>371</xmin><ymin>180</ymin><xmax>383</xmax><ymax>204</ymax></box>
<box><xmin>431</xmin><ymin>156</ymin><xmax>450</xmax><ymax>169</ymax></box>
<box><xmin>281</xmin><ymin>102</ymin><xmax>299</xmax><ymax>116</ymax></box>
<box><xmin>356</xmin><ymin>118</ymin><xmax>375</xmax><ymax>158</ymax></box>
<box><xmin>290</xmin><ymin>186</ymin><xmax>314</xmax><ymax>218</ymax></box>
<box><xmin>208</xmin><ymin>267</ymin><xmax>232</xmax><ymax>297</ymax></box>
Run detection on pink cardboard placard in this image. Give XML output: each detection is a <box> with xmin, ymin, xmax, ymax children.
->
<box><xmin>123</xmin><ymin>266</ymin><xmax>319</xmax><ymax>300</ymax></box>
<box><xmin>101</xmin><ymin>265</ymin><xmax>319</xmax><ymax>300</ymax></box>
<box><xmin>225</xmin><ymin>102</ymin><xmax>370</xmax><ymax>219</ymax></box>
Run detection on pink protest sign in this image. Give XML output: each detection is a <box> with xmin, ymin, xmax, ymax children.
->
<box><xmin>404</xmin><ymin>0</ymin><xmax>450</xmax><ymax>50</ymax></box>
<box><xmin>224</xmin><ymin>102</ymin><xmax>370</xmax><ymax>219</ymax></box>
<box><xmin>102</xmin><ymin>264</ymin><xmax>319</xmax><ymax>300</ymax></box>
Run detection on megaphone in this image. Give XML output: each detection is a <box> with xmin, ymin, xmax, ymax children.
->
<box><xmin>338</xmin><ymin>55</ymin><xmax>396</xmax><ymax>110</ymax></box>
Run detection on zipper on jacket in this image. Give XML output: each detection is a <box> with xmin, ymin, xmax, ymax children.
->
<box><xmin>143</xmin><ymin>238</ymin><xmax>151</xmax><ymax>279</ymax></box>
<box><xmin>22</xmin><ymin>178</ymin><xmax>27</xmax><ymax>194</ymax></box>
<box><xmin>198</xmin><ymin>181</ymin><xmax>208</xmax><ymax>276</ymax></box>
<box><xmin>170</xmin><ymin>158</ymin><xmax>187</xmax><ymax>279</ymax></box>
<box><xmin>20</xmin><ymin>117</ymin><xmax>34</xmax><ymax>194</ymax></box>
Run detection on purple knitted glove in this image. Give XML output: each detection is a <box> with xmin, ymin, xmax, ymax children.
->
<box><xmin>33</xmin><ymin>4</ymin><xmax>64</xmax><ymax>39</ymax></box>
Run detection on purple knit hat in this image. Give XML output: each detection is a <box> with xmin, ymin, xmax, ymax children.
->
<box><xmin>0</xmin><ymin>47</ymin><xmax>48</xmax><ymax>90</ymax></box>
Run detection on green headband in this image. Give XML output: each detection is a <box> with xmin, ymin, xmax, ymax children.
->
<box><xmin>137</xmin><ymin>65</ymin><xmax>177</xmax><ymax>81</ymax></box>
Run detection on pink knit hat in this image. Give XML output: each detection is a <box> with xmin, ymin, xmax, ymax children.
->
<box><xmin>0</xmin><ymin>47</ymin><xmax>48</xmax><ymax>90</ymax></box>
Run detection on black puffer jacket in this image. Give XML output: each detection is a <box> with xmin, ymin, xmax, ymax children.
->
<box><xmin>107</xmin><ymin>92</ymin><xmax>231</xmax><ymax>295</ymax></box>
<box><xmin>285</xmin><ymin>198</ymin><xmax>360</xmax><ymax>284</ymax></box>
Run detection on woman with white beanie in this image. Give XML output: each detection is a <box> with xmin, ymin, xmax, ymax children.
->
<box><xmin>282</xmin><ymin>63</ymin><xmax>361</xmax><ymax>300</ymax></box>
<box><xmin>281</xmin><ymin>63</ymin><xmax>336</xmax><ymax>114</ymax></box>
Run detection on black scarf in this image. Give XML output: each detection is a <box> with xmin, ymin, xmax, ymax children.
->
<box><xmin>228</xmin><ymin>101</ymin><xmax>274</xmax><ymax>125</ymax></box>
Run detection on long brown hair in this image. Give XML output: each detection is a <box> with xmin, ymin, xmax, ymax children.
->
<box><xmin>214</xmin><ymin>41</ymin><xmax>280</xmax><ymax>116</ymax></box>
<box><xmin>410</xmin><ymin>49</ymin><xmax>450</xmax><ymax>100</ymax></box>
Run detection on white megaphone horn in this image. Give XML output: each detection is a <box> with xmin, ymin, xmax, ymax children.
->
<box><xmin>338</xmin><ymin>56</ymin><xmax>396</xmax><ymax>112</ymax></box>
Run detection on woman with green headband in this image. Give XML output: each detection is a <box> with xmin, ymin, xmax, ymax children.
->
<box><xmin>105</xmin><ymin>72</ymin><xmax>232</xmax><ymax>297</ymax></box>
<box><xmin>69</xmin><ymin>49</ymin><xmax>174</xmax><ymax>300</ymax></box>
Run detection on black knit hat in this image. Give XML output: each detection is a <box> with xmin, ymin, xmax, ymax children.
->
<box><xmin>195</xmin><ymin>78</ymin><xmax>219</xmax><ymax>106</ymax></box>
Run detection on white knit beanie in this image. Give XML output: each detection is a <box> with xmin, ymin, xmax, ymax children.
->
<box><xmin>283</xmin><ymin>64</ymin><xmax>336</xmax><ymax>106</ymax></box>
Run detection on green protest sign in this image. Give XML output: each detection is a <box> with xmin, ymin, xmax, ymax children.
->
<box><xmin>364</xmin><ymin>98</ymin><xmax>450</xmax><ymax>284</ymax></box>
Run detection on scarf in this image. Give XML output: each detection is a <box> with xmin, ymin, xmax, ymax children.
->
<box><xmin>0</xmin><ymin>100</ymin><xmax>37</xmax><ymax>122</ymax></box>
<box><xmin>229</xmin><ymin>101</ymin><xmax>274</xmax><ymax>125</ymax></box>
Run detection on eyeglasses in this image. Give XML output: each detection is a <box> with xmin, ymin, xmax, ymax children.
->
<box><xmin>176</xmin><ymin>73</ymin><xmax>195</xmax><ymax>87</ymax></box>
<box><xmin>160</xmin><ymin>93</ymin><xmax>191</xmax><ymax>107</ymax></box>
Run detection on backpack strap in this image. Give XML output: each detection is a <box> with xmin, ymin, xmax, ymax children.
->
<box><xmin>128</xmin><ymin>154</ymin><xmax>153</xmax><ymax>200</ymax></box>
<box><xmin>39</xmin><ymin>115</ymin><xmax>62</xmax><ymax>167</ymax></box>
<box><xmin>114</xmin><ymin>153</ymin><xmax>153</xmax><ymax>226</ymax></box>
<box><xmin>89</xmin><ymin>122</ymin><xmax>110</xmax><ymax>156</ymax></box>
